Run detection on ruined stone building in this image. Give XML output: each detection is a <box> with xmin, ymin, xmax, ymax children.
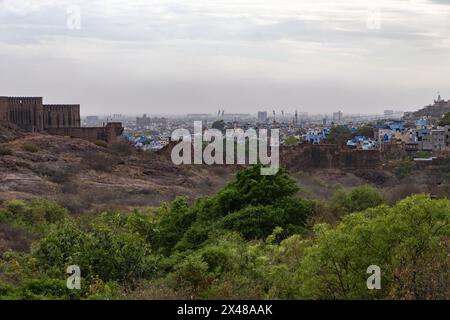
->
<box><xmin>0</xmin><ymin>96</ymin><xmax>122</xmax><ymax>143</ymax></box>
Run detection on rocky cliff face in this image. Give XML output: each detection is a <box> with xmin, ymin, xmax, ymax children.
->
<box><xmin>280</xmin><ymin>143</ymin><xmax>381</xmax><ymax>171</ymax></box>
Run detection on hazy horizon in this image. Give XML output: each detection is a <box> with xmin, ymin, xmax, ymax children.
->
<box><xmin>1</xmin><ymin>0</ymin><xmax>450</xmax><ymax>115</ymax></box>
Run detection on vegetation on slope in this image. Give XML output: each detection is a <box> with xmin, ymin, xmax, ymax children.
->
<box><xmin>0</xmin><ymin>165</ymin><xmax>448</xmax><ymax>300</ymax></box>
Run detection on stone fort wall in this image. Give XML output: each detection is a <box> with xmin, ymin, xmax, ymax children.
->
<box><xmin>0</xmin><ymin>96</ymin><xmax>122</xmax><ymax>143</ymax></box>
<box><xmin>47</xmin><ymin>122</ymin><xmax>124</xmax><ymax>144</ymax></box>
<box><xmin>43</xmin><ymin>104</ymin><xmax>81</xmax><ymax>129</ymax></box>
<box><xmin>0</xmin><ymin>97</ymin><xmax>44</xmax><ymax>132</ymax></box>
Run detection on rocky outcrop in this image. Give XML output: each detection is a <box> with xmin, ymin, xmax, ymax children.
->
<box><xmin>0</xmin><ymin>132</ymin><xmax>234</xmax><ymax>212</ymax></box>
<box><xmin>280</xmin><ymin>143</ymin><xmax>381</xmax><ymax>171</ymax></box>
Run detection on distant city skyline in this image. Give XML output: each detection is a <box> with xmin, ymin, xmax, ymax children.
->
<box><xmin>1</xmin><ymin>0</ymin><xmax>450</xmax><ymax>115</ymax></box>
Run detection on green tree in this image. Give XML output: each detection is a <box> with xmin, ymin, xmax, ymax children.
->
<box><xmin>34</xmin><ymin>219</ymin><xmax>87</xmax><ymax>270</ymax></box>
<box><xmin>150</xmin><ymin>197</ymin><xmax>195</xmax><ymax>254</ymax></box>
<box><xmin>78</xmin><ymin>213</ymin><xmax>152</xmax><ymax>284</ymax></box>
<box><xmin>352</xmin><ymin>126</ymin><xmax>374</xmax><ymax>138</ymax></box>
<box><xmin>0</xmin><ymin>199</ymin><xmax>67</xmax><ymax>235</ymax></box>
<box><xmin>439</xmin><ymin>111</ymin><xmax>450</xmax><ymax>126</ymax></box>
<box><xmin>211</xmin><ymin>120</ymin><xmax>226</xmax><ymax>132</ymax></box>
<box><xmin>393</xmin><ymin>160</ymin><xmax>415</xmax><ymax>178</ymax></box>
<box><xmin>214</xmin><ymin>165</ymin><xmax>299</xmax><ymax>212</ymax></box>
<box><xmin>331</xmin><ymin>185</ymin><xmax>384</xmax><ymax>214</ymax></box>
<box><xmin>327</xmin><ymin>126</ymin><xmax>352</xmax><ymax>145</ymax></box>
<box><xmin>35</xmin><ymin>214</ymin><xmax>153</xmax><ymax>285</ymax></box>
<box><xmin>155</xmin><ymin>165</ymin><xmax>312</xmax><ymax>252</ymax></box>
<box><xmin>295</xmin><ymin>194</ymin><xmax>450</xmax><ymax>299</ymax></box>
<box><xmin>415</xmin><ymin>151</ymin><xmax>431</xmax><ymax>158</ymax></box>
<box><xmin>284</xmin><ymin>136</ymin><xmax>300</xmax><ymax>146</ymax></box>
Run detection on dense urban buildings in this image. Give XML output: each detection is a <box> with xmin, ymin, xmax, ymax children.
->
<box><xmin>257</xmin><ymin>111</ymin><xmax>268</xmax><ymax>123</ymax></box>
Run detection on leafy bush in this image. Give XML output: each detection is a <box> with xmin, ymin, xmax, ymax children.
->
<box><xmin>6</xmin><ymin>278</ymin><xmax>80</xmax><ymax>300</ymax></box>
<box><xmin>352</xmin><ymin>126</ymin><xmax>374</xmax><ymax>138</ymax></box>
<box><xmin>34</xmin><ymin>219</ymin><xmax>87</xmax><ymax>269</ymax></box>
<box><xmin>78</xmin><ymin>213</ymin><xmax>152</xmax><ymax>284</ymax></box>
<box><xmin>331</xmin><ymin>185</ymin><xmax>384</xmax><ymax>214</ymax></box>
<box><xmin>393</xmin><ymin>160</ymin><xmax>415</xmax><ymax>178</ymax></box>
<box><xmin>21</xmin><ymin>143</ymin><xmax>39</xmax><ymax>153</ymax></box>
<box><xmin>152</xmin><ymin>165</ymin><xmax>312</xmax><ymax>253</ymax></box>
<box><xmin>150</xmin><ymin>197</ymin><xmax>195</xmax><ymax>254</ymax></box>
<box><xmin>221</xmin><ymin>199</ymin><xmax>310</xmax><ymax>240</ymax></box>
<box><xmin>439</xmin><ymin>111</ymin><xmax>450</xmax><ymax>126</ymax></box>
<box><xmin>327</xmin><ymin>126</ymin><xmax>352</xmax><ymax>145</ymax></box>
<box><xmin>35</xmin><ymin>214</ymin><xmax>153</xmax><ymax>285</ymax></box>
<box><xmin>0</xmin><ymin>146</ymin><xmax>13</xmax><ymax>156</ymax></box>
<box><xmin>415</xmin><ymin>151</ymin><xmax>431</xmax><ymax>158</ymax></box>
<box><xmin>169</xmin><ymin>255</ymin><xmax>212</xmax><ymax>296</ymax></box>
<box><xmin>0</xmin><ymin>200</ymin><xmax>68</xmax><ymax>234</ymax></box>
<box><xmin>1</xmin><ymin>168</ymin><xmax>448</xmax><ymax>300</ymax></box>
<box><xmin>94</xmin><ymin>140</ymin><xmax>108</xmax><ymax>148</ymax></box>
<box><xmin>295</xmin><ymin>194</ymin><xmax>449</xmax><ymax>299</ymax></box>
<box><xmin>284</xmin><ymin>136</ymin><xmax>299</xmax><ymax>146</ymax></box>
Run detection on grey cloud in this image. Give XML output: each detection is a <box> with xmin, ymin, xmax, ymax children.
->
<box><xmin>429</xmin><ymin>0</ymin><xmax>450</xmax><ymax>4</ymax></box>
<box><xmin>1</xmin><ymin>0</ymin><xmax>450</xmax><ymax>115</ymax></box>
<box><xmin>1</xmin><ymin>1</ymin><xmax>444</xmax><ymax>45</ymax></box>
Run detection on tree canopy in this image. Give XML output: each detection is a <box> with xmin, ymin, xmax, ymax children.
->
<box><xmin>327</xmin><ymin>126</ymin><xmax>352</xmax><ymax>145</ymax></box>
<box><xmin>0</xmin><ymin>168</ymin><xmax>448</xmax><ymax>300</ymax></box>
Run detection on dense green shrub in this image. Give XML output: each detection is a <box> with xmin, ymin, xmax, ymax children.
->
<box><xmin>35</xmin><ymin>213</ymin><xmax>153</xmax><ymax>285</ymax></box>
<box><xmin>327</xmin><ymin>126</ymin><xmax>352</xmax><ymax>144</ymax></box>
<box><xmin>94</xmin><ymin>140</ymin><xmax>108</xmax><ymax>148</ymax></box>
<box><xmin>331</xmin><ymin>185</ymin><xmax>384</xmax><ymax>214</ymax></box>
<box><xmin>8</xmin><ymin>278</ymin><xmax>80</xmax><ymax>300</ymax></box>
<box><xmin>1</xmin><ymin>168</ymin><xmax>448</xmax><ymax>300</ymax></box>
<box><xmin>34</xmin><ymin>220</ymin><xmax>87</xmax><ymax>269</ymax></box>
<box><xmin>21</xmin><ymin>143</ymin><xmax>39</xmax><ymax>153</ymax></box>
<box><xmin>0</xmin><ymin>146</ymin><xmax>13</xmax><ymax>156</ymax></box>
<box><xmin>79</xmin><ymin>213</ymin><xmax>152</xmax><ymax>283</ymax></box>
<box><xmin>415</xmin><ymin>151</ymin><xmax>431</xmax><ymax>158</ymax></box>
<box><xmin>150</xmin><ymin>165</ymin><xmax>312</xmax><ymax>253</ymax></box>
<box><xmin>393</xmin><ymin>160</ymin><xmax>415</xmax><ymax>178</ymax></box>
<box><xmin>284</xmin><ymin>136</ymin><xmax>299</xmax><ymax>146</ymax></box>
<box><xmin>0</xmin><ymin>199</ymin><xmax>68</xmax><ymax>234</ymax></box>
<box><xmin>294</xmin><ymin>194</ymin><xmax>449</xmax><ymax>299</ymax></box>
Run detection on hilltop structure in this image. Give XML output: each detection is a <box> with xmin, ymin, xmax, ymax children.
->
<box><xmin>405</xmin><ymin>94</ymin><xmax>450</xmax><ymax>121</ymax></box>
<box><xmin>0</xmin><ymin>96</ymin><xmax>123</xmax><ymax>143</ymax></box>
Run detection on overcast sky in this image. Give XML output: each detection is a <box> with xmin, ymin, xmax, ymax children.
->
<box><xmin>1</xmin><ymin>0</ymin><xmax>449</xmax><ymax>115</ymax></box>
